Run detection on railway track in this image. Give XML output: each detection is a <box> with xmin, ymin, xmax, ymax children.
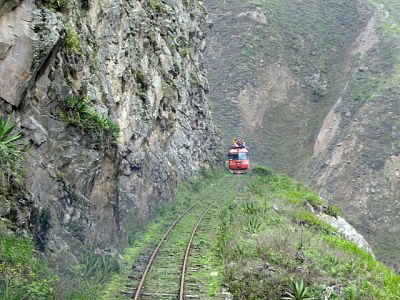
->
<box><xmin>121</xmin><ymin>175</ymin><xmax>245</xmax><ymax>299</ymax></box>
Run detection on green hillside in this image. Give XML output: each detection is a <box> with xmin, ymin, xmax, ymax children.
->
<box><xmin>102</xmin><ymin>168</ymin><xmax>400</xmax><ymax>299</ymax></box>
<box><xmin>204</xmin><ymin>0</ymin><xmax>400</xmax><ymax>269</ymax></box>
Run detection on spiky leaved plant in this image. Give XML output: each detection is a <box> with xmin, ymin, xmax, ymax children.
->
<box><xmin>0</xmin><ymin>115</ymin><xmax>22</xmax><ymax>168</ymax></box>
<box><xmin>282</xmin><ymin>279</ymin><xmax>314</xmax><ymax>300</ymax></box>
<box><xmin>246</xmin><ymin>217</ymin><xmax>262</xmax><ymax>234</ymax></box>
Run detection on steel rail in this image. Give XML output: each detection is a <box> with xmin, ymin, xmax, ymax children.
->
<box><xmin>179</xmin><ymin>179</ymin><xmax>239</xmax><ymax>300</ymax></box>
<box><xmin>133</xmin><ymin>176</ymin><xmax>239</xmax><ymax>300</ymax></box>
<box><xmin>179</xmin><ymin>203</ymin><xmax>214</xmax><ymax>300</ymax></box>
<box><xmin>133</xmin><ymin>204</ymin><xmax>196</xmax><ymax>300</ymax></box>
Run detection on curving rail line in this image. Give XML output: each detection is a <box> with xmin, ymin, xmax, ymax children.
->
<box><xmin>133</xmin><ymin>177</ymin><xmax>239</xmax><ymax>300</ymax></box>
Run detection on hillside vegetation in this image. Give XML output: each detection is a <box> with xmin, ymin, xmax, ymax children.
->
<box><xmin>205</xmin><ymin>0</ymin><xmax>372</xmax><ymax>172</ymax></box>
<box><xmin>101</xmin><ymin>168</ymin><xmax>399</xmax><ymax>299</ymax></box>
<box><xmin>217</xmin><ymin>167</ymin><xmax>400</xmax><ymax>299</ymax></box>
<box><xmin>204</xmin><ymin>0</ymin><xmax>400</xmax><ymax>269</ymax></box>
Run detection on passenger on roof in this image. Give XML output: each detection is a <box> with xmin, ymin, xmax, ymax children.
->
<box><xmin>236</xmin><ymin>138</ymin><xmax>245</xmax><ymax>148</ymax></box>
<box><xmin>231</xmin><ymin>137</ymin><xmax>238</xmax><ymax>148</ymax></box>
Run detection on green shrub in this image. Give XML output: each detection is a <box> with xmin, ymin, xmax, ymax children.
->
<box><xmin>0</xmin><ymin>115</ymin><xmax>22</xmax><ymax>168</ymax></box>
<box><xmin>39</xmin><ymin>0</ymin><xmax>67</xmax><ymax>12</ymax></box>
<box><xmin>293</xmin><ymin>210</ymin><xmax>334</xmax><ymax>233</ymax></box>
<box><xmin>0</xmin><ymin>234</ymin><xmax>58</xmax><ymax>299</ymax></box>
<box><xmin>245</xmin><ymin>217</ymin><xmax>263</xmax><ymax>234</ymax></box>
<box><xmin>136</xmin><ymin>69</ymin><xmax>150</xmax><ymax>90</ymax></box>
<box><xmin>58</xmin><ymin>96</ymin><xmax>120</xmax><ymax>148</ymax></box>
<box><xmin>247</xmin><ymin>180</ymin><xmax>263</xmax><ymax>195</ymax></box>
<box><xmin>282</xmin><ymin>278</ymin><xmax>313</xmax><ymax>300</ymax></box>
<box><xmin>82</xmin><ymin>253</ymin><xmax>120</xmax><ymax>284</ymax></box>
<box><xmin>199</xmin><ymin>166</ymin><xmax>217</xmax><ymax>179</ymax></box>
<box><xmin>182</xmin><ymin>47</ymin><xmax>190</xmax><ymax>57</ymax></box>
<box><xmin>149</xmin><ymin>0</ymin><xmax>162</xmax><ymax>12</ymax></box>
<box><xmin>0</xmin><ymin>116</ymin><xmax>28</xmax><ymax>229</ymax></box>
<box><xmin>66</xmin><ymin>25</ymin><xmax>81</xmax><ymax>53</ymax></box>
<box><xmin>252</xmin><ymin>166</ymin><xmax>273</xmax><ymax>177</ymax></box>
<box><xmin>242</xmin><ymin>201</ymin><xmax>260</xmax><ymax>215</ymax></box>
<box><xmin>324</xmin><ymin>204</ymin><xmax>341</xmax><ymax>217</ymax></box>
<box><xmin>302</xmin><ymin>192</ymin><xmax>325</xmax><ymax>207</ymax></box>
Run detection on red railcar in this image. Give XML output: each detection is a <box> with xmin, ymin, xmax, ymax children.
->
<box><xmin>228</xmin><ymin>146</ymin><xmax>249</xmax><ymax>174</ymax></box>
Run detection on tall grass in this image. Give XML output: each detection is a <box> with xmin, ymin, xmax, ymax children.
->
<box><xmin>82</xmin><ymin>253</ymin><xmax>120</xmax><ymax>283</ymax></box>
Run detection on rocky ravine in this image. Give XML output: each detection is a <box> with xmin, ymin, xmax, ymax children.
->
<box><xmin>0</xmin><ymin>0</ymin><xmax>218</xmax><ymax>262</ymax></box>
<box><xmin>204</xmin><ymin>0</ymin><xmax>400</xmax><ymax>269</ymax></box>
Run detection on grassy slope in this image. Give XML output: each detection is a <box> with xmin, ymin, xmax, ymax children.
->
<box><xmin>217</xmin><ymin>167</ymin><xmax>400</xmax><ymax>299</ymax></box>
<box><xmin>0</xmin><ymin>234</ymin><xmax>58</xmax><ymax>299</ymax></box>
<box><xmin>102</xmin><ymin>167</ymin><xmax>399</xmax><ymax>299</ymax></box>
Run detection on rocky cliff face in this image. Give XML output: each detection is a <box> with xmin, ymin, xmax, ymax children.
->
<box><xmin>204</xmin><ymin>0</ymin><xmax>400</xmax><ymax>269</ymax></box>
<box><xmin>0</xmin><ymin>0</ymin><xmax>218</xmax><ymax>259</ymax></box>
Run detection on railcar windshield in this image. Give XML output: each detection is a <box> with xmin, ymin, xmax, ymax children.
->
<box><xmin>228</xmin><ymin>153</ymin><xmax>249</xmax><ymax>160</ymax></box>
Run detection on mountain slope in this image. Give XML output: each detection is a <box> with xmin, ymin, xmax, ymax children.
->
<box><xmin>204</xmin><ymin>0</ymin><xmax>400</xmax><ymax>269</ymax></box>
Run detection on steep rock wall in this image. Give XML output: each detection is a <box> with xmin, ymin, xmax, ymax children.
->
<box><xmin>0</xmin><ymin>0</ymin><xmax>218</xmax><ymax>258</ymax></box>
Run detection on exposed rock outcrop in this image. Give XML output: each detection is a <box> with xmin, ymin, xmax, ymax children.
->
<box><xmin>0</xmin><ymin>0</ymin><xmax>218</xmax><ymax>261</ymax></box>
<box><xmin>318</xmin><ymin>213</ymin><xmax>374</xmax><ymax>255</ymax></box>
<box><xmin>0</xmin><ymin>0</ymin><xmax>34</xmax><ymax>106</ymax></box>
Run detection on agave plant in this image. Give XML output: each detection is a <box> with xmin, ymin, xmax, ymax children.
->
<box><xmin>243</xmin><ymin>201</ymin><xmax>260</xmax><ymax>215</ymax></box>
<box><xmin>0</xmin><ymin>116</ymin><xmax>22</xmax><ymax>167</ymax></box>
<box><xmin>282</xmin><ymin>279</ymin><xmax>314</xmax><ymax>300</ymax></box>
<box><xmin>246</xmin><ymin>217</ymin><xmax>262</xmax><ymax>234</ymax></box>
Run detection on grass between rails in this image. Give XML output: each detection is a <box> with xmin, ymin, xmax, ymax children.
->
<box><xmin>217</xmin><ymin>166</ymin><xmax>400</xmax><ymax>299</ymax></box>
<box><xmin>141</xmin><ymin>178</ymin><xmax>242</xmax><ymax>297</ymax></box>
<box><xmin>101</xmin><ymin>168</ymin><xmax>232</xmax><ymax>299</ymax></box>
<box><xmin>184</xmin><ymin>176</ymin><xmax>250</xmax><ymax>299</ymax></box>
